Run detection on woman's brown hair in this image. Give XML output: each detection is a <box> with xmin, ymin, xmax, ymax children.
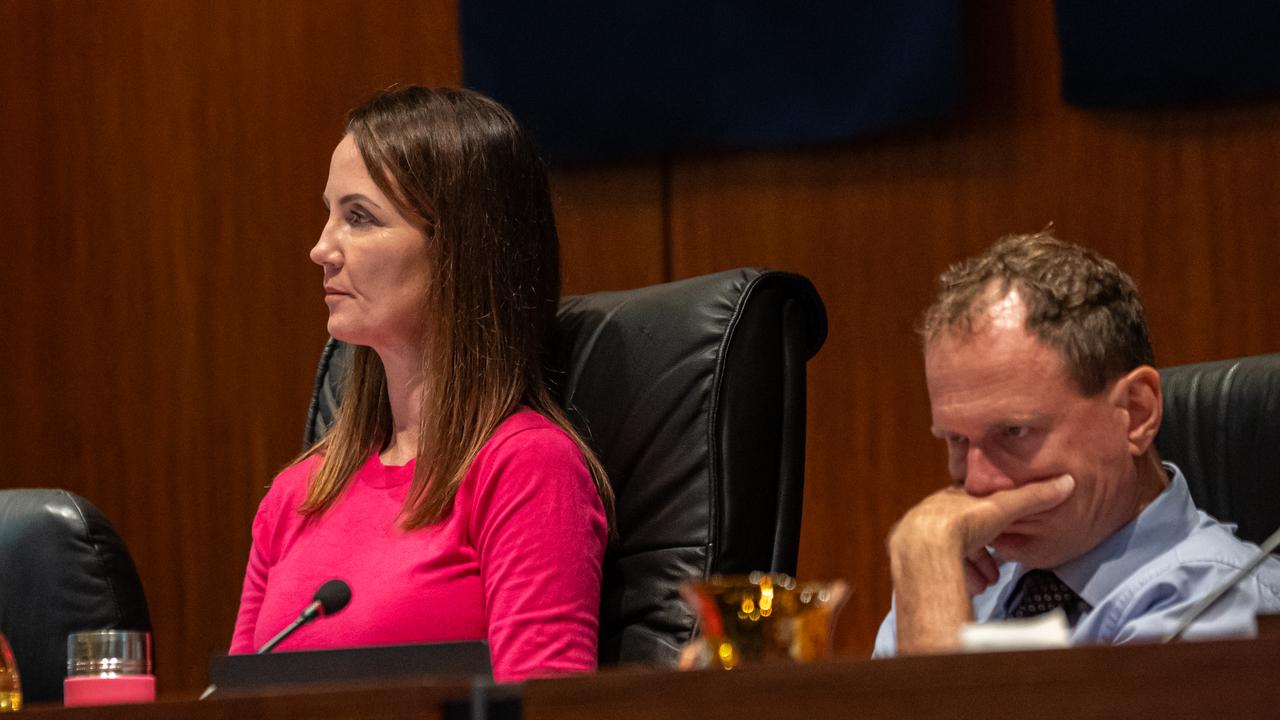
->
<box><xmin>297</xmin><ymin>86</ymin><xmax>614</xmax><ymax>531</ymax></box>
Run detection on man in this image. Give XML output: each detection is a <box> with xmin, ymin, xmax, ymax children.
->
<box><xmin>875</xmin><ymin>231</ymin><xmax>1280</xmax><ymax>656</ymax></box>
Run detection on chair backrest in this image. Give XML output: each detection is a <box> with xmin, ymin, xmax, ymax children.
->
<box><xmin>1156</xmin><ymin>353</ymin><xmax>1280</xmax><ymax>546</ymax></box>
<box><xmin>0</xmin><ymin>489</ymin><xmax>151</xmax><ymax>702</ymax></box>
<box><xmin>303</xmin><ymin>268</ymin><xmax>827</xmax><ymax>667</ymax></box>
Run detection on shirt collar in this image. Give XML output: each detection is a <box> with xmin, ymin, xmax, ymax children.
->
<box><xmin>1052</xmin><ymin>462</ymin><xmax>1200</xmax><ymax>607</ymax></box>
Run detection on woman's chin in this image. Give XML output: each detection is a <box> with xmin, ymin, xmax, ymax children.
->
<box><xmin>325</xmin><ymin>321</ymin><xmax>365</xmax><ymax>345</ymax></box>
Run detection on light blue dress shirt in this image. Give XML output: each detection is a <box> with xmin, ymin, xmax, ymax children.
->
<box><xmin>874</xmin><ymin>463</ymin><xmax>1280</xmax><ymax>657</ymax></box>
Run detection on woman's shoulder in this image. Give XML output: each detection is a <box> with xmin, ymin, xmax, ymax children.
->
<box><xmin>465</xmin><ymin>409</ymin><xmax>591</xmax><ymax>488</ymax></box>
<box><xmin>464</xmin><ymin>408</ymin><xmax>603</xmax><ymax>537</ymax></box>
<box><xmin>272</xmin><ymin>453</ymin><xmax>325</xmax><ymax>490</ymax></box>
<box><xmin>257</xmin><ymin>453</ymin><xmax>325</xmax><ymax>515</ymax></box>
<box><xmin>483</xmin><ymin>408</ymin><xmax>582</xmax><ymax>459</ymax></box>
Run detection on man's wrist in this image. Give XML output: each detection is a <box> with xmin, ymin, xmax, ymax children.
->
<box><xmin>888</xmin><ymin>521</ymin><xmax>972</xmax><ymax>654</ymax></box>
<box><xmin>888</xmin><ymin>518</ymin><xmax>965</xmax><ymax>570</ymax></box>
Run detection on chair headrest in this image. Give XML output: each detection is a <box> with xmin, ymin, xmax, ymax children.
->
<box><xmin>0</xmin><ymin>489</ymin><xmax>151</xmax><ymax>702</ymax></box>
<box><xmin>1156</xmin><ymin>353</ymin><xmax>1280</xmax><ymax>545</ymax></box>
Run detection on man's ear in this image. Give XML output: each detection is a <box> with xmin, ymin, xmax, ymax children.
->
<box><xmin>1114</xmin><ymin>366</ymin><xmax>1162</xmax><ymax>456</ymax></box>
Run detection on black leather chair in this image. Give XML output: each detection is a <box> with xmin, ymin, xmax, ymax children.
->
<box><xmin>0</xmin><ymin>489</ymin><xmax>151</xmax><ymax>702</ymax></box>
<box><xmin>304</xmin><ymin>268</ymin><xmax>827</xmax><ymax>666</ymax></box>
<box><xmin>1156</xmin><ymin>353</ymin><xmax>1280</xmax><ymax>546</ymax></box>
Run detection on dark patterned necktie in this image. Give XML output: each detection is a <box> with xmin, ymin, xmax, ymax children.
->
<box><xmin>1007</xmin><ymin>569</ymin><xmax>1088</xmax><ymax>625</ymax></box>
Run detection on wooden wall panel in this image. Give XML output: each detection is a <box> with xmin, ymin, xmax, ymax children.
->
<box><xmin>0</xmin><ymin>0</ymin><xmax>461</xmax><ymax>694</ymax></box>
<box><xmin>553</xmin><ymin>165</ymin><xmax>667</xmax><ymax>294</ymax></box>
<box><xmin>668</xmin><ymin>1</ymin><xmax>1280</xmax><ymax>657</ymax></box>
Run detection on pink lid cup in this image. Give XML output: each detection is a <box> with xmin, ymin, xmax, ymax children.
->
<box><xmin>63</xmin><ymin>631</ymin><xmax>155</xmax><ymax>707</ymax></box>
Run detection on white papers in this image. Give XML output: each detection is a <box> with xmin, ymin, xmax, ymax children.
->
<box><xmin>958</xmin><ymin>609</ymin><xmax>1071</xmax><ymax>652</ymax></box>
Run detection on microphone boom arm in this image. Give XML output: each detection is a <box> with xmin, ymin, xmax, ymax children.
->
<box><xmin>257</xmin><ymin>600</ymin><xmax>323</xmax><ymax>654</ymax></box>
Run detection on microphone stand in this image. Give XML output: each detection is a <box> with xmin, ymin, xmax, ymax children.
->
<box><xmin>257</xmin><ymin>601</ymin><xmax>322</xmax><ymax>654</ymax></box>
<box><xmin>1163</xmin><ymin>524</ymin><xmax>1280</xmax><ymax>643</ymax></box>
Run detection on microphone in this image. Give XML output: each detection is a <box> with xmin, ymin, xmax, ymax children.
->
<box><xmin>200</xmin><ymin>579</ymin><xmax>353</xmax><ymax>699</ymax></box>
<box><xmin>256</xmin><ymin>579</ymin><xmax>352</xmax><ymax>654</ymax></box>
<box><xmin>1163</xmin><ymin>524</ymin><xmax>1280</xmax><ymax>643</ymax></box>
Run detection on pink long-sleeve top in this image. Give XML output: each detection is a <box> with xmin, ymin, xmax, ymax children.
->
<box><xmin>230</xmin><ymin>409</ymin><xmax>608</xmax><ymax>682</ymax></box>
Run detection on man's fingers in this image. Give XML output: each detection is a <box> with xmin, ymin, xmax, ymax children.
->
<box><xmin>985</xmin><ymin>474</ymin><xmax>1075</xmax><ymax>521</ymax></box>
<box><xmin>963</xmin><ymin>548</ymin><xmax>999</xmax><ymax>596</ymax></box>
<box><xmin>954</xmin><ymin>475</ymin><xmax>1074</xmax><ymax>553</ymax></box>
<box><xmin>970</xmin><ymin>548</ymin><xmax>999</xmax><ymax>584</ymax></box>
<box><xmin>963</xmin><ymin>560</ymin><xmax>985</xmax><ymax>597</ymax></box>
<box><xmin>892</xmin><ymin>475</ymin><xmax>1076</xmax><ymax>560</ymax></box>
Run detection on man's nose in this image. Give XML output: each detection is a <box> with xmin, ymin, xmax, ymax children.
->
<box><xmin>963</xmin><ymin>445</ymin><xmax>1014</xmax><ymax>496</ymax></box>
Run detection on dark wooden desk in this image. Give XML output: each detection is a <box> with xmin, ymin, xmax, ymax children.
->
<box><xmin>21</xmin><ymin>677</ymin><xmax>471</xmax><ymax>720</ymax></box>
<box><xmin>19</xmin><ymin>635</ymin><xmax>1280</xmax><ymax>719</ymax></box>
<box><xmin>1257</xmin><ymin>612</ymin><xmax>1280</xmax><ymax>640</ymax></box>
<box><xmin>522</xmin><ymin>635</ymin><xmax>1280</xmax><ymax>720</ymax></box>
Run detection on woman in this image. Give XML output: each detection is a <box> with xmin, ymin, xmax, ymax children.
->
<box><xmin>230</xmin><ymin>87</ymin><xmax>614</xmax><ymax>682</ymax></box>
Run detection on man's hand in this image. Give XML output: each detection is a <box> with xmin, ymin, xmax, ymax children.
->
<box><xmin>892</xmin><ymin>475</ymin><xmax>1076</xmax><ymax>557</ymax></box>
<box><xmin>888</xmin><ymin>475</ymin><xmax>1075</xmax><ymax>654</ymax></box>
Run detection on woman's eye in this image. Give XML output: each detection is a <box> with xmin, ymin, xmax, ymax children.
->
<box><xmin>347</xmin><ymin>207</ymin><xmax>376</xmax><ymax>226</ymax></box>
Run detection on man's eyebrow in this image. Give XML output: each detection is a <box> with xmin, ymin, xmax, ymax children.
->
<box><xmin>993</xmin><ymin>413</ymin><xmax>1051</xmax><ymax>427</ymax></box>
<box><xmin>929</xmin><ymin>416</ymin><xmax>1046</xmax><ymax>439</ymax></box>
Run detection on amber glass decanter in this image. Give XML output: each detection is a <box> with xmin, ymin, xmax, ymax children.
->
<box><xmin>0</xmin><ymin>631</ymin><xmax>21</xmax><ymax>712</ymax></box>
<box><xmin>679</xmin><ymin>572</ymin><xmax>849</xmax><ymax>670</ymax></box>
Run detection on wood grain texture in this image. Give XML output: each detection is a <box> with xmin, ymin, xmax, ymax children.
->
<box><xmin>667</xmin><ymin>0</ymin><xmax>1280</xmax><ymax>657</ymax></box>
<box><xmin>0</xmin><ymin>0</ymin><xmax>461</xmax><ymax>693</ymax></box>
<box><xmin>522</xmin><ymin>637</ymin><xmax>1280</xmax><ymax>720</ymax></box>
<box><xmin>552</xmin><ymin>164</ymin><xmax>667</xmax><ymax>294</ymax></box>
<box><xmin>24</xmin><ymin>678</ymin><xmax>468</xmax><ymax>718</ymax></box>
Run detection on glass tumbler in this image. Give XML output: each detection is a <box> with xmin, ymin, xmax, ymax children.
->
<box><xmin>0</xmin><ymin>631</ymin><xmax>20</xmax><ymax>712</ymax></box>
<box><xmin>64</xmin><ymin>630</ymin><xmax>155</xmax><ymax>707</ymax></box>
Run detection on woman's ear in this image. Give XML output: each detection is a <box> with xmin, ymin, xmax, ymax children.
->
<box><xmin>1115</xmin><ymin>366</ymin><xmax>1162</xmax><ymax>456</ymax></box>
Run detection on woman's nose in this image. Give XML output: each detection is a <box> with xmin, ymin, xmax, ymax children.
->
<box><xmin>310</xmin><ymin>220</ymin><xmax>340</xmax><ymax>267</ymax></box>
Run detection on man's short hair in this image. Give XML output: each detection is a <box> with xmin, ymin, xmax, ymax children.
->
<box><xmin>920</xmin><ymin>230</ymin><xmax>1155</xmax><ymax>395</ymax></box>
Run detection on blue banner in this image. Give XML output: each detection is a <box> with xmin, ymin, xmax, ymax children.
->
<box><xmin>462</xmin><ymin>2</ymin><xmax>964</xmax><ymax>165</ymax></box>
